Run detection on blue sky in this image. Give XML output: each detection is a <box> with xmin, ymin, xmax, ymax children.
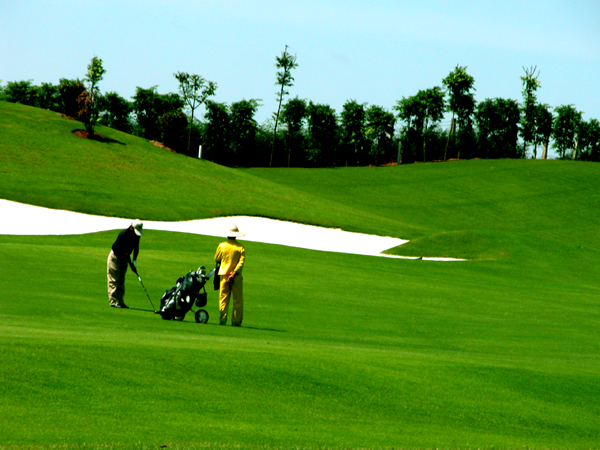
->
<box><xmin>2</xmin><ymin>0</ymin><xmax>599</xmax><ymax>135</ymax></box>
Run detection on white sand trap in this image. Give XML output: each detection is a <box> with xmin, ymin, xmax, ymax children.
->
<box><xmin>0</xmin><ymin>199</ymin><xmax>465</xmax><ymax>261</ymax></box>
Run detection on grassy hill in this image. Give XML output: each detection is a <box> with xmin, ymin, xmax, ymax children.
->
<box><xmin>1</xmin><ymin>101</ymin><xmax>599</xmax><ymax>450</ymax></box>
<box><xmin>0</xmin><ymin>101</ymin><xmax>408</xmax><ymax>237</ymax></box>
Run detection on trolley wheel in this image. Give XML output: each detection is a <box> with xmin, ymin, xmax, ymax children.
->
<box><xmin>195</xmin><ymin>309</ymin><xmax>209</xmax><ymax>324</ymax></box>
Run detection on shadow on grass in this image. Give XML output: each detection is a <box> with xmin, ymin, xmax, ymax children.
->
<box><xmin>127</xmin><ymin>307</ymin><xmax>158</xmax><ymax>314</ymax></box>
<box><xmin>196</xmin><ymin>322</ymin><xmax>287</xmax><ymax>333</ymax></box>
<box><xmin>72</xmin><ymin>129</ymin><xmax>126</xmax><ymax>145</ymax></box>
<box><xmin>126</xmin><ymin>307</ymin><xmax>287</xmax><ymax>332</ymax></box>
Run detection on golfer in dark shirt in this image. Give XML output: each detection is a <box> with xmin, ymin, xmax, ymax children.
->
<box><xmin>107</xmin><ymin>220</ymin><xmax>143</xmax><ymax>308</ymax></box>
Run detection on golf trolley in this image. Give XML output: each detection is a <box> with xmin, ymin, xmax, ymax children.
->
<box><xmin>157</xmin><ymin>265</ymin><xmax>216</xmax><ymax>323</ymax></box>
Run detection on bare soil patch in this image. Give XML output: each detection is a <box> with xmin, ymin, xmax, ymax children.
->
<box><xmin>72</xmin><ymin>129</ymin><xmax>124</xmax><ymax>145</ymax></box>
<box><xmin>150</xmin><ymin>140</ymin><xmax>177</xmax><ymax>152</ymax></box>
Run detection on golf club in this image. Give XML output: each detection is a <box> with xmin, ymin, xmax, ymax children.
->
<box><xmin>134</xmin><ymin>269</ymin><xmax>157</xmax><ymax>312</ymax></box>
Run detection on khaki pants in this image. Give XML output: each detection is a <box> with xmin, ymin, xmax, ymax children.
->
<box><xmin>107</xmin><ymin>250</ymin><xmax>127</xmax><ymax>306</ymax></box>
<box><xmin>219</xmin><ymin>275</ymin><xmax>243</xmax><ymax>325</ymax></box>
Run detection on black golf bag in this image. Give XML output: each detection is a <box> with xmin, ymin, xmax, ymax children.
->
<box><xmin>158</xmin><ymin>266</ymin><xmax>216</xmax><ymax>323</ymax></box>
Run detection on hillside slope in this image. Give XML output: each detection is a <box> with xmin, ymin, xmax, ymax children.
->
<box><xmin>247</xmin><ymin>160</ymin><xmax>600</xmax><ymax>250</ymax></box>
<box><xmin>0</xmin><ymin>101</ymin><xmax>414</xmax><ymax>237</ymax></box>
<box><xmin>2</xmin><ymin>100</ymin><xmax>599</xmax><ymax>261</ymax></box>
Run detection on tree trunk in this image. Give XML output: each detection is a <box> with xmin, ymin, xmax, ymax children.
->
<box><xmin>187</xmin><ymin>108</ymin><xmax>195</xmax><ymax>156</ymax></box>
<box><xmin>286</xmin><ymin>132</ymin><xmax>291</xmax><ymax>168</ymax></box>
<box><xmin>270</xmin><ymin>84</ymin><xmax>286</xmax><ymax>167</ymax></box>
<box><xmin>422</xmin><ymin>118</ymin><xmax>428</xmax><ymax>162</ymax></box>
<box><xmin>444</xmin><ymin>117</ymin><xmax>455</xmax><ymax>161</ymax></box>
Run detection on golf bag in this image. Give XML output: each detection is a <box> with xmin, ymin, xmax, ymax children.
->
<box><xmin>158</xmin><ymin>266</ymin><xmax>216</xmax><ymax>323</ymax></box>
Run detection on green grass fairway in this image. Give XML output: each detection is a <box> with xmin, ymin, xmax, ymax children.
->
<box><xmin>1</xmin><ymin>101</ymin><xmax>600</xmax><ymax>449</ymax></box>
<box><xmin>1</xmin><ymin>232</ymin><xmax>599</xmax><ymax>449</ymax></box>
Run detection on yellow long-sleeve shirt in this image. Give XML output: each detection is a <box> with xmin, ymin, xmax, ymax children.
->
<box><xmin>214</xmin><ymin>239</ymin><xmax>245</xmax><ymax>277</ymax></box>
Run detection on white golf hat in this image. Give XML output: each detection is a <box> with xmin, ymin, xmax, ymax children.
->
<box><xmin>226</xmin><ymin>224</ymin><xmax>245</xmax><ymax>237</ymax></box>
<box><xmin>131</xmin><ymin>219</ymin><xmax>144</xmax><ymax>236</ymax></box>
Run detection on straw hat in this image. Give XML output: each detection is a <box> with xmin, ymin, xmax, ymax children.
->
<box><xmin>226</xmin><ymin>224</ymin><xmax>245</xmax><ymax>237</ymax></box>
<box><xmin>131</xmin><ymin>219</ymin><xmax>144</xmax><ymax>236</ymax></box>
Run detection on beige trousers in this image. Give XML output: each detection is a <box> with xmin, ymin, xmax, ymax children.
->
<box><xmin>219</xmin><ymin>275</ymin><xmax>243</xmax><ymax>325</ymax></box>
<box><xmin>107</xmin><ymin>250</ymin><xmax>127</xmax><ymax>306</ymax></box>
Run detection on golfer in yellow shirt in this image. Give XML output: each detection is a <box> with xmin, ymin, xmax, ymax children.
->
<box><xmin>214</xmin><ymin>224</ymin><xmax>246</xmax><ymax>326</ymax></box>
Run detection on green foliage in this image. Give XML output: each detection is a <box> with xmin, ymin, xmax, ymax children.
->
<box><xmin>78</xmin><ymin>56</ymin><xmax>106</xmax><ymax>133</ymax></box>
<box><xmin>520</xmin><ymin>66</ymin><xmax>541</xmax><ymax>155</ymax></box>
<box><xmin>1</xmin><ymin>80</ymin><xmax>60</xmax><ymax>111</ymax></box>
<box><xmin>306</xmin><ymin>102</ymin><xmax>339</xmax><ymax>166</ymax></box>
<box><xmin>3</xmin><ymin>79</ymin><xmax>37</xmax><ymax>105</ymax></box>
<box><xmin>534</xmin><ymin>103</ymin><xmax>554</xmax><ymax>159</ymax></box>
<box><xmin>442</xmin><ymin>65</ymin><xmax>476</xmax><ymax>130</ymax></box>
<box><xmin>174</xmin><ymin>71</ymin><xmax>217</xmax><ymax>154</ymax></box>
<box><xmin>553</xmin><ymin>105</ymin><xmax>583</xmax><ymax>159</ymax></box>
<box><xmin>158</xmin><ymin>110</ymin><xmax>188</xmax><ymax>152</ymax></box>
<box><xmin>230</xmin><ymin>99</ymin><xmax>261</xmax><ymax>166</ymax></box>
<box><xmin>98</xmin><ymin>91</ymin><xmax>133</xmax><ymax>133</ymax></box>
<box><xmin>442</xmin><ymin>65</ymin><xmax>476</xmax><ymax>159</ymax></box>
<box><xmin>365</xmin><ymin>104</ymin><xmax>395</xmax><ymax>164</ymax></box>
<box><xmin>36</xmin><ymin>82</ymin><xmax>62</xmax><ymax>111</ymax></box>
<box><xmin>203</xmin><ymin>100</ymin><xmax>232</xmax><ymax>164</ymax></box>
<box><xmin>271</xmin><ymin>45</ymin><xmax>299</xmax><ymax>167</ymax></box>
<box><xmin>274</xmin><ymin>45</ymin><xmax>298</xmax><ymax>102</ymax></box>
<box><xmin>476</xmin><ymin>98</ymin><xmax>521</xmax><ymax>158</ymax></box>
<box><xmin>340</xmin><ymin>100</ymin><xmax>368</xmax><ymax>166</ymax></box>
<box><xmin>281</xmin><ymin>96</ymin><xmax>308</xmax><ymax>167</ymax></box>
<box><xmin>394</xmin><ymin>87</ymin><xmax>445</xmax><ymax>162</ymax></box>
<box><xmin>579</xmin><ymin>118</ymin><xmax>600</xmax><ymax>161</ymax></box>
<box><xmin>132</xmin><ymin>86</ymin><xmax>183</xmax><ymax>141</ymax></box>
<box><xmin>3</xmin><ymin>59</ymin><xmax>600</xmax><ymax>167</ymax></box>
<box><xmin>199</xmin><ymin>99</ymin><xmax>263</xmax><ymax>166</ymax></box>
<box><xmin>58</xmin><ymin>78</ymin><xmax>85</xmax><ymax>118</ymax></box>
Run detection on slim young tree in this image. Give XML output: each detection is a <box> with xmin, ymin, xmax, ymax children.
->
<box><xmin>79</xmin><ymin>56</ymin><xmax>106</xmax><ymax>134</ymax></box>
<box><xmin>417</xmin><ymin>87</ymin><xmax>445</xmax><ymax>162</ymax></box>
<box><xmin>520</xmin><ymin>66</ymin><xmax>541</xmax><ymax>157</ymax></box>
<box><xmin>270</xmin><ymin>45</ymin><xmax>298</xmax><ymax>167</ymax></box>
<box><xmin>442</xmin><ymin>65</ymin><xmax>476</xmax><ymax>160</ymax></box>
<box><xmin>174</xmin><ymin>72</ymin><xmax>217</xmax><ymax>155</ymax></box>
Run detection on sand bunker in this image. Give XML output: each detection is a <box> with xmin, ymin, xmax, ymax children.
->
<box><xmin>0</xmin><ymin>199</ymin><xmax>464</xmax><ymax>261</ymax></box>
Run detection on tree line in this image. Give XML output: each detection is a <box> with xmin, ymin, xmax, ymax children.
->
<box><xmin>1</xmin><ymin>54</ymin><xmax>598</xmax><ymax>166</ymax></box>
